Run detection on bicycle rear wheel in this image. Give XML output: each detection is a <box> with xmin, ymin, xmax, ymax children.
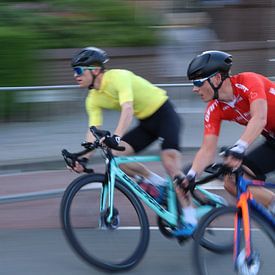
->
<box><xmin>193</xmin><ymin>206</ymin><xmax>275</xmax><ymax>275</ymax></box>
<box><xmin>60</xmin><ymin>173</ymin><xmax>150</xmax><ymax>272</ymax></box>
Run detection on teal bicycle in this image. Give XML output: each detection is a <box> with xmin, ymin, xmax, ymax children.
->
<box><xmin>60</xmin><ymin>127</ymin><xmax>228</xmax><ymax>272</ymax></box>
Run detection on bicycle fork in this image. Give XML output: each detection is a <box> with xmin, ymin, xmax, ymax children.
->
<box><xmin>99</xmin><ymin>183</ymin><xmax>108</xmax><ymax>228</ymax></box>
<box><xmin>98</xmin><ymin>169</ymin><xmax>119</xmax><ymax>229</ymax></box>
<box><xmin>234</xmin><ymin>192</ymin><xmax>260</xmax><ymax>274</ymax></box>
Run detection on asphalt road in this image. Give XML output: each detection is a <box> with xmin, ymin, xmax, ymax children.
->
<box><xmin>0</xmin><ymin>228</ymin><xmax>195</xmax><ymax>275</ymax></box>
<box><xmin>0</xmin><ymin>167</ymin><xmax>201</xmax><ymax>275</ymax></box>
<box><xmin>0</xmin><ymin>168</ymin><xmax>274</xmax><ymax>275</ymax></box>
<box><xmin>1</xmin><ymin>228</ymin><xmax>273</xmax><ymax>275</ymax></box>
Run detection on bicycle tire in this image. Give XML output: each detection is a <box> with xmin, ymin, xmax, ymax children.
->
<box><xmin>193</xmin><ymin>206</ymin><xmax>275</xmax><ymax>275</ymax></box>
<box><xmin>194</xmin><ymin>206</ymin><xmax>234</xmax><ymax>253</ymax></box>
<box><xmin>60</xmin><ymin>173</ymin><xmax>150</xmax><ymax>272</ymax></box>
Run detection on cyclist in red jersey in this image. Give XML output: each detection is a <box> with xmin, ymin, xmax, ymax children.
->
<box><xmin>177</xmin><ymin>50</ymin><xmax>275</xmax><ymax>214</ymax></box>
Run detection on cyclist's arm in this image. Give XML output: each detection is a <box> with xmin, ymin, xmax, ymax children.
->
<box><xmin>191</xmin><ymin>134</ymin><xmax>218</xmax><ymax>176</ymax></box>
<box><xmin>110</xmin><ymin>71</ymin><xmax>134</xmax><ymax>137</ymax></box>
<box><xmin>238</xmin><ymin>98</ymin><xmax>267</xmax><ymax>145</ymax></box>
<box><xmin>114</xmin><ymin>101</ymin><xmax>134</xmax><ymax>137</ymax></box>
<box><xmin>67</xmin><ymin>129</ymin><xmax>96</xmax><ymax>173</ymax></box>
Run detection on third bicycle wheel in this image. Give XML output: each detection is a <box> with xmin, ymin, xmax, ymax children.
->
<box><xmin>193</xmin><ymin>206</ymin><xmax>275</xmax><ymax>275</ymax></box>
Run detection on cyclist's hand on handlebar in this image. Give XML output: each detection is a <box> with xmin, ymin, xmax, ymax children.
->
<box><xmin>68</xmin><ymin>161</ymin><xmax>83</xmax><ymax>173</ymax></box>
<box><xmin>174</xmin><ymin>173</ymin><xmax>195</xmax><ymax>193</ymax></box>
<box><xmin>103</xmin><ymin>134</ymin><xmax>121</xmax><ymax>148</ymax></box>
<box><xmin>220</xmin><ymin>143</ymin><xmax>246</xmax><ymax>171</ymax></box>
<box><xmin>220</xmin><ymin>144</ymin><xmax>246</xmax><ymax>160</ymax></box>
<box><xmin>102</xmin><ymin>134</ymin><xmax>125</xmax><ymax>151</ymax></box>
<box><xmin>62</xmin><ymin>148</ymin><xmax>94</xmax><ymax>174</ymax></box>
<box><xmin>90</xmin><ymin>126</ymin><xmax>125</xmax><ymax>151</ymax></box>
<box><xmin>68</xmin><ymin>157</ymin><xmax>89</xmax><ymax>173</ymax></box>
<box><xmin>173</xmin><ymin>174</ymin><xmax>196</xmax><ymax>207</ymax></box>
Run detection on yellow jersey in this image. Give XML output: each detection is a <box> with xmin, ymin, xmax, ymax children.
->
<box><xmin>85</xmin><ymin>69</ymin><xmax>168</xmax><ymax>126</ymax></box>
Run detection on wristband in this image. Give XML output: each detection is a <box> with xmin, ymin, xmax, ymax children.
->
<box><xmin>187</xmin><ymin>169</ymin><xmax>196</xmax><ymax>180</ymax></box>
<box><xmin>230</xmin><ymin>139</ymin><xmax>248</xmax><ymax>155</ymax></box>
<box><xmin>114</xmin><ymin>135</ymin><xmax>121</xmax><ymax>144</ymax></box>
<box><xmin>235</xmin><ymin>139</ymin><xmax>248</xmax><ymax>150</ymax></box>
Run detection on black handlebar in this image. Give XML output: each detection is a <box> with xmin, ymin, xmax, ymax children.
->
<box><xmin>61</xmin><ymin>148</ymin><xmax>94</xmax><ymax>173</ymax></box>
<box><xmin>187</xmin><ymin>163</ymin><xmax>225</xmax><ymax>206</ymax></box>
<box><xmin>188</xmin><ymin>161</ymin><xmax>257</xmax><ymax>206</ymax></box>
<box><xmin>90</xmin><ymin>126</ymin><xmax>111</xmax><ymax>140</ymax></box>
<box><xmin>61</xmin><ymin>127</ymin><xmax>126</xmax><ymax>173</ymax></box>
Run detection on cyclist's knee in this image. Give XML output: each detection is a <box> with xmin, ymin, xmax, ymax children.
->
<box><xmin>224</xmin><ymin>174</ymin><xmax>236</xmax><ymax>196</ymax></box>
<box><xmin>161</xmin><ymin>148</ymin><xmax>182</xmax><ymax>160</ymax></box>
<box><xmin>161</xmin><ymin>149</ymin><xmax>182</xmax><ymax>176</ymax></box>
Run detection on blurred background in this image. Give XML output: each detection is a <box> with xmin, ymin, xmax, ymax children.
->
<box><xmin>0</xmin><ymin>0</ymin><xmax>275</xmax><ymax>170</ymax></box>
<box><xmin>0</xmin><ymin>2</ymin><xmax>274</xmax><ymax>273</ymax></box>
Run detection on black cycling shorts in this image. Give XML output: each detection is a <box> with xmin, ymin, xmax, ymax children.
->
<box><xmin>122</xmin><ymin>100</ymin><xmax>182</xmax><ymax>153</ymax></box>
<box><xmin>243</xmin><ymin>137</ymin><xmax>275</xmax><ymax>180</ymax></box>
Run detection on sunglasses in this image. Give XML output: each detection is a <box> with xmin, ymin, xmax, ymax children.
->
<box><xmin>193</xmin><ymin>73</ymin><xmax>217</xmax><ymax>87</ymax></box>
<box><xmin>73</xmin><ymin>66</ymin><xmax>98</xmax><ymax>76</ymax></box>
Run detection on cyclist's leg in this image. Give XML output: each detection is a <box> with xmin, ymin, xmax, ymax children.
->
<box><xmin>224</xmin><ymin>139</ymin><xmax>275</xmax><ymax>208</ymax></box>
<box><xmin>112</xmin><ymin>140</ymin><xmax>152</xmax><ymax>179</ymax></box>
<box><xmin>243</xmin><ymin>140</ymin><xmax>275</xmax><ymax>208</ymax></box>
<box><xmin>224</xmin><ymin>173</ymin><xmax>275</xmax><ymax>208</ymax></box>
<box><xmin>156</xmin><ymin>101</ymin><xmax>197</xmax><ymax>230</ymax></box>
<box><xmin>113</xmin><ymin>140</ymin><xmax>161</xmax><ymax>181</ymax></box>
<box><xmin>150</xmin><ymin>100</ymin><xmax>184</xmax><ymax>179</ymax></box>
<box><xmin>118</xmin><ymin>126</ymin><xmax>167</xmax><ymax>185</ymax></box>
<box><xmin>161</xmin><ymin>148</ymin><xmax>183</xmax><ymax>181</ymax></box>
<box><xmin>118</xmin><ymin>125</ymin><xmax>168</xmax><ymax>201</ymax></box>
<box><xmin>139</xmin><ymin>100</ymin><xmax>186</xmax><ymax>182</ymax></box>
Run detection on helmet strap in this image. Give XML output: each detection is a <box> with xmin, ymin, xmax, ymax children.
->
<box><xmin>88</xmin><ymin>74</ymin><xmax>96</xmax><ymax>89</ymax></box>
<box><xmin>88</xmin><ymin>67</ymin><xmax>104</xmax><ymax>89</ymax></box>
<box><xmin>208</xmin><ymin>74</ymin><xmax>229</xmax><ymax>100</ymax></box>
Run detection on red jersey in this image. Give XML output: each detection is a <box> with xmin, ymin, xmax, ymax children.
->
<box><xmin>204</xmin><ymin>72</ymin><xmax>275</xmax><ymax>137</ymax></box>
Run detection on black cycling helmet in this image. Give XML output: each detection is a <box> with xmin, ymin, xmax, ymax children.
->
<box><xmin>187</xmin><ymin>50</ymin><xmax>232</xmax><ymax>80</ymax></box>
<box><xmin>71</xmin><ymin>47</ymin><xmax>109</xmax><ymax>68</ymax></box>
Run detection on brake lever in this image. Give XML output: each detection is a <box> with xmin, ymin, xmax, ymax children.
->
<box><xmin>61</xmin><ymin>149</ymin><xmax>94</xmax><ymax>173</ymax></box>
<box><xmin>112</xmin><ymin>145</ymin><xmax>125</xmax><ymax>151</ymax></box>
<box><xmin>61</xmin><ymin>149</ymin><xmax>77</xmax><ymax>169</ymax></box>
<box><xmin>81</xmin><ymin>141</ymin><xmax>98</xmax><ymax>150</ymax></box>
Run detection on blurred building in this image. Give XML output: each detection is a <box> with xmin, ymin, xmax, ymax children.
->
<box><xmin>37</xmin><ymin>0</ymin><xmax>275</xmax><ymax>85</ymax></box>
<box><xmin>1</xmin><ymin>0</ymin><xmax>275</xmax><ymax>122</ymax></box>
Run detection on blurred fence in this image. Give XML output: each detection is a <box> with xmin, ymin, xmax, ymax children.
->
<box><xmin>1</xmin><ymin>78</ymin><xmax>275</xmax><ymax>122</ymax></box>
<box><xmin>0</xmin><ymin>83</ymin><xmax>206</xmax><ymax>122</ymax></box>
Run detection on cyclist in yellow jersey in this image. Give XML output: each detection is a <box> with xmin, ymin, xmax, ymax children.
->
<box><xmin>69</xmin><ymin>47</ymin><xmax>197</xmax><ymax>236</ymax></box>
<box><xmin>85</xmin><ymin>69</ymin><xmax>168</xmax><ymax>126</ymax></box>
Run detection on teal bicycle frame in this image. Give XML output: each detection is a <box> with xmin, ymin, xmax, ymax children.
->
<box><xmin>61</xmin><ymin>127</ymin><xmax>231</xmax><ymax>272</ymax></box>
<box><xmin>101</xmin><ymin>154</ymin><xmax>225</xmax><ymax>227</ymax></box>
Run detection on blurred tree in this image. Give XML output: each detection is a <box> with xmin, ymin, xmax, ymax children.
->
<box><xmin>0</xmin><ymin>0</ymin><xmax>161</xmax><ymax>120</ymax></box>
<box><xmin>0</xmin><ymin>0</ymin><xmax>160</xmax><ymax>48</ymax></box>
<box><xmin>0</xmin><ymin>27</ymin><xmax>37</xmax><ymax>86</ymax></box>
<box><xmin>0</xmin><ymin>26</ymin><xmax>39</xmax><ymax>120</ymax></box>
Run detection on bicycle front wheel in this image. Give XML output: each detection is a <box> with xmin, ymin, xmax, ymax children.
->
<box><xmin>193</xmin><ymin>206</ymin><xmax>275</xmax><ymax>275</ymax></box>
<box><xmin>60</xmin><ymin>173</ymin><xmax>150</xmax><ymax>272</ymax></box>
